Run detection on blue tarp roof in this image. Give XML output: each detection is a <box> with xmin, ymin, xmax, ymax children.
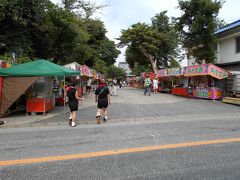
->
<box><xmin>215</xmin><ymin>19</ymin><xmax>240</xmax><ymax>34</ymax></box>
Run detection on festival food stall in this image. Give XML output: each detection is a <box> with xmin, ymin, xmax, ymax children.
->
<box><xmin>156</xmin><ymin>64</ymin><xmax>228</xmax><ymax>99</ymax></box>
<box><xmin>80</xmin><ymin>64</ymin><xmax>92</xmax><ymax>95</ymax></box>
<box><xmin>0</xmin><ymin>60</ymin><xmax>79</xmax><ymax>116</ymax></box>
<box><xmin>184</xmin><ymin>64</ymin><xmax>228</xmax><ymax>99</ymax></box>
<box><xmin>156</xmin><ymin>69</ymin><xmax>174</xmax><ymax>93</ymax></box>
<box><xmin>126</xmin><ymin>74</ymin><xmax>137</xmax><ymax>87</ymax></box>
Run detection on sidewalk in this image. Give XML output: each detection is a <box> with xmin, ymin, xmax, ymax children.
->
<box><xmin>0</xmin><ymin>93</ymin><xmax>96</xmax><ymax>129</ymax></box>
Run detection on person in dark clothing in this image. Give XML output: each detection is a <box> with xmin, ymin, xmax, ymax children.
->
<box><xmin>67</xmin><ymin>83</ymin><xmax>84</xmax><ymax>127</ymax></box>
<box><xmin>95</xmin><ymin>79</ymin><xmax>111</xmax><ymax>124</ymax></box>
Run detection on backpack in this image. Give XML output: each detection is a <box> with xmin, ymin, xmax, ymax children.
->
<box><xmin>145</xmin><ymin>78</ymin><xmax>151</xmax><ymax>87</ymax></box>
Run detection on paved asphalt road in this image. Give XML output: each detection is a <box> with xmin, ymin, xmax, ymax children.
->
<box><xmin>1</xmin><ymin>87</ymin><xmax>240</xmax><ymax>179</ymax></box>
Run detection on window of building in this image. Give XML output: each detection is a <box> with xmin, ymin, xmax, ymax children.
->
<box><xmin>236</xmin><ymin>37</ymin><xmax>240</xmax><ymax>53</ymax></box>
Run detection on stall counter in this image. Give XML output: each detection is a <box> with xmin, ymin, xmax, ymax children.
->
<box><xmin>26</xmin><ymin>98</ymin><xmax>53</xmax><ymax>113</ymax></box>
<box><xmin>193</xmin><ymin>87</ymin><xmax>222</xmax><ymax>100</ymax></box>
<box><xmin>172</xmin><ymin>87</ymin><xmax>189</xmax><ymax>96</ymax></box>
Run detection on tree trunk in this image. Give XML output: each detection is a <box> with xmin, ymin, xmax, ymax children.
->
<box><xmin>139</xmin><ymin>47</ymin><xmax>157</xmax><ymax>74</ymax></box>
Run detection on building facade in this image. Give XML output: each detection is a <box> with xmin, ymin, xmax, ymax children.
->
<box><xmin>118</xmin><ymin>62</ymin><xmax>131</xmax><ymax>75</ymax></box>
<box><xmin>215</xmin><ymin>19</ymin><xmax>240</xmax><ymax>71</ymax></box>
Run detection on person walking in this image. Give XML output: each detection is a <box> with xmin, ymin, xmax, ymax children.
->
<box><xmin>86</xmin><ymin>78</ymin><xmax>92</xmax><ymax>95</ymax></box>
<box><xmin>95</xmin><ymin>79</ymin><xmax>111</xmax><ymax>124</ymax></box>
<box><xmin>112</xmin><ymin>79</ymin><xmax>117</xmax><ymax>96</ymax></box>
<box><xmin>153</xmin><ymin>77</ymin><xmax>159</xmax><ymax>94</ymax></box>
<box><xmin>64</xmin><ymin>84</ymin><xmax>72</xmax><ymax>124</ymax></box>
<box><xmin>144</xmin><ymin>75</ymin><xmax>151</xmax><ymax>96</ymax></box>
<box><xmin>119</xmin><ymin>80</ymin><xmax>122</xmax><ymax>88</ymax></box>
<box><xmin>67</xmin><ymin>82</ymin><xmax>84</xmax><ymax>127</ymax></box>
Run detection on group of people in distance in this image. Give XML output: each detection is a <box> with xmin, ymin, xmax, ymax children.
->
<box><xmin>65</xmin><ymin>78</ymin><xmax>110</xmax><ymax>127</ymax></box>
<box><xmin>144</xmin><ymin>76</ymin><xmax>159</xmax><ymax>96</ymax></box>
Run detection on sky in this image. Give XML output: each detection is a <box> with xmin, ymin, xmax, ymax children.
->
<box><xmin>51</xmin><ymin>0</ymin><xmax>240</xmax><ymax>66</ymax></box>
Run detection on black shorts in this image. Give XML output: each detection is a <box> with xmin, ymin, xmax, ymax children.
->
<box><xmin>69</xmin><ymin>100</ymin><xmax>78</xmax><ymax>112</ymax></box>
<box><xmin>97</xmin><ymin>98</ymin><xmax>108</xmax><ymax>109</ymax></box>
<box><xmin>86</xmin><ymin>86</ymin><xmax>91</xmax><ymax>90</ymax></box>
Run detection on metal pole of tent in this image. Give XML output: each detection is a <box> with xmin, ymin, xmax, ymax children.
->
<box><xmin>80</xmin><ymin>75</ymin><xmax>82</xmax><ymax>105</ymax></box>
<box><xmin>64</xmin><ymin>76</ymin><xmax>65</xmax><ymax>115</ymax></box>
<box><xmin>44</xmin><ymin>77</ymin><xmax>45</xmax><ymax>115</ymax></box>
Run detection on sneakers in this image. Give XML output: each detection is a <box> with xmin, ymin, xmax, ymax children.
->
<box><xmin>103</xmin><ymin>117</ymin><xmax>107</xmax><ymax>123</ymax></box>
<box><xmin>96</xmin><ymin>115</ymin><xmax>101</xmax><ymax>124</ymax></box>
<box><xmin>96</xmin><ymin>116</ymin><xmax>108</xmax><ymax>124</ymax></box>
<box><xmin>71</xmin><ymin>121</ymin><xmax>76</xmax><ymax>127</ymax></box>
<box><xmin>0</xmin><ymin>120</ymin><xmax>6</xmax><ymax>125</ymax></box>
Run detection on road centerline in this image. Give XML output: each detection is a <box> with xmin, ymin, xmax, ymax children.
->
<box><xmin>1</xmin><ymin>137</ymin><xmax>240</xmax><ymax>167</ymax></box>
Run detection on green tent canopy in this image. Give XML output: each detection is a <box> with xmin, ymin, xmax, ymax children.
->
<box><xmin>0</xmin><ymin>59</ymin><xmax>80</xmax><ymax>76</ymax></box>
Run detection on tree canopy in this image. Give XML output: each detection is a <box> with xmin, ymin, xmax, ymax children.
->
<box><xmin>177</xmin><ymin>0</ymin><xmax>223</xmax><ymax>64</ymax></box>
<box><xmin>0</xmin><ymin>0</ymin><xmax>120</xmax><ymax>70</ymax></box>
<box><xmin>0</xmin><ymin>0</ymin><xmax>227</xmax><ymax>77</ymax></box>
<box><xmin>118</xmin><ymin>11</ymin><xmax>180</xmax><ymax>73</ymax></box>
<box><xmin>107</xmin><ymin>65</ymin><xmax>126</xmax><ymax>80</ymax></box>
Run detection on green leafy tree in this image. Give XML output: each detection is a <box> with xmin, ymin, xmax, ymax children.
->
<box><xmin>0</xmin><ymin>0</ymin><xmax>120</xmax><ymax>67</ymax></box>
<box><xmin>125</xmin><ymin>46</ymin><xmax>149</xmax><ymax>69</ymax></box>
<box><xmin>45</xmin><ymin>5</ymin><xmax>89</xmax><ymax>64</ymax></box>
<box><xmin>177</xmin><ymin>0</ymin><xmax>223</xmax><ymax>64</ymax></box>
<box><xmin>107</xmin><ymin>65</ymin><xmax>126</xmax><ymax>80</ymax></box>
<box><xmin>96</xmin><ymin>38</ymin><xmax>121</xmax><ymax>66</ymax></box>
<box><xmin>169</xmin><ymin>59</ymin><xmax>181</xmax><ymax>68</ymax></box>
<box><xmin>151</xmin><ymin>12</ymin><xmax>181</xmax><ymax>68</ymax></box>
<box><xmin>0</xmin><ymin>0</ymin><xmax>52</xmax><ymax>59</ymax></box>
<box><xmin>93</xmin><ymin>59</ymin><xmax>108</xmax><ymax>74</ymax></box>
<box><xmin>118</xmin><ymin>23</ymin><xmax>161</xmax><ymax>73</ymax></box>
<box><xmin>83</xmin><ymin>19</ymin><xmax>120</xmax><ymax>67</ymax></box>
<box><xmin>131</xmin><ymin>65</ymin><xmax>152</xmax><ymax>76</ymax></box>
<box><xmin>118</xmin><ymin>12</ymin><xmax>179</xmax><ymax>73</ymax></box>
<box><xmin>61</xmin><ymin>0</ymin><xmax>108</xmax><ymax>19</ymax></box>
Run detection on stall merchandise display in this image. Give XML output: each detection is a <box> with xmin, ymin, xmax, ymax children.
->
<box><xmin>26</xmin><ymin>77</ymin><xmax>53</xmax><ymax>113</ymax></box>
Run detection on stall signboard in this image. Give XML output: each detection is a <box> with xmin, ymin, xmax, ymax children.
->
<box><xmin>193</xmin><ymin>87</ymin><xmax>222</xmax><ymax>99</ymax></box>
<box><xmin>208</xmin><ymin>64</ymin><xmax>228</xmax><ymax>80</ymax></box>
<box><xmin>80</xmin><ymin>65</ymin><xmax>91</xmax><ymax>77</ymax></box>
<box><xmin>145</xmin><ymin>63</ymin><xmax>228</xmax><ymax>79</ymax></box>
<box><xmin>0</xmin><ymin>61</ymin><xmax>12</xmax><ymax>69</ymax></box>
<box><xmin>171</xmin><ymin>68</ymin><xmax>184</xmax><ymax>76</ymax></box>
<box><xmin>156</xmin><ymin>67</ymin><xmax>184</xmax><ymax>77</ymax></box>
<box><xmin>91</xmin><ymin>69</ymin><xmax>97</xmax><ymax>78</ymax></box>
<box><xmin>193</xmin><ymin>88</ymin><xmax>209</xmax><ymax>99</ymax></box>
<box><xmin>156</xmin><ymin>69</ymin><xmax>166</xmax><ymax>77</ymax></box>
<box><xmin>64</xmin><ymin>62</ymin><xmax>81</xmax><ymax>71</ymax></box>
<box><xmin>141</xmin><ymin>72</ymin><xmax>156</xmax><ymax>79</ymax></box>
<box><xmin>185</xmin><ymin>64</ymin><xmax>228</xmax><ymax>80</ymax></box>
<box><xmin>185</xmin><ymin>64</ymin><xmax>208</xmax><ymax>76</ymax></box>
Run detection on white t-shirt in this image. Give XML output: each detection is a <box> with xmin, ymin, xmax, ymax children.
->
<box><xmin>153</xmin><ymin>79</ymin><xmax>159</xmax><ymax>88</ymax></box>
<box><xmin>87</xmin><ymin>79</ymin><xmax>92</xmax><ymax>86</ymax></box>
